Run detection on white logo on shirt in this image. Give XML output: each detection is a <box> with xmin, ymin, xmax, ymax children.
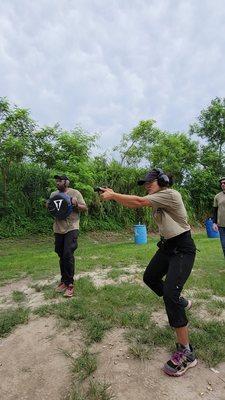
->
<box><xmin>54</xmin><ymin>199</ymin><xmax>63</xmax><ymax>211</ymax></box>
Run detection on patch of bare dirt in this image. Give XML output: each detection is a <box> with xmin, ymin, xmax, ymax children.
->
<box><xmin>76</xmin><ymin>265</ymin><xmax>143</xmax><ymax>287</ymax></box>
<box><xmin>91</xmin><ymin>328</ymin><xmax>225</xmax><ymax>400</ymax></box>
<box><xmin>0</xmin><ymin>276</ymin><xmax>63</xmax><ymax>310</ymax></box>
<box><xmin>183</xmin><ymin>289</ymin><xmax>225</xmax><ymax>323</ymax></box>
<box><xmin>0</xmin><ymin>316</ymin><xmax>82</xmax><ymax>400</ymax></box>
<box><xmin>151</xmin><ymin>309</ymin><xmax>169</xmax><ymax>328</ymax></box>
<box><xmin>192</xmin><ymin>305</ymin><xmax>225</xmax><ymax>323</ymax></box>
<box><xmin>0</xmin><ymin>266</ymin><xmax>144</xmax><ymax>311</ymax></box>
<box><xmin>0</xmin><ymin>278</ymin><xmax>31</xmax><ymax>296</ymax></box>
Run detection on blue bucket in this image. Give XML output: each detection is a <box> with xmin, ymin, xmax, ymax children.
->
<box><xmin>134</xmin><ymin>224</ymin><xmax>147</xmax><ymax>244</ymax></box>
<box><xmin>205</xmin><ymin>218</ymin><xmax>220</xmax><ymax>238</ymax></box>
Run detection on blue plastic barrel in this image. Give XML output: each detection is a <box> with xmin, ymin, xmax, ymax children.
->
<box><xmin>205</xmin><ymin>218</ymin><xmax>220</xmax><ymax>238</ymax></box>
<box><xmin>134</xmin><ymin>224</ymin><xmax>147</xmax><ymax>244</ymax></box>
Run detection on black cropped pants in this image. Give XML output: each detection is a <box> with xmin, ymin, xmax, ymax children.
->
<box><xmin>55</xmin><ymin>229</ymin><xmax>79</xmax><ymax>285</ymax></box>
<box><xmin>143</xmin><ymin>231</ymin><xmax>196</xmax><ymax>328</ymax></box>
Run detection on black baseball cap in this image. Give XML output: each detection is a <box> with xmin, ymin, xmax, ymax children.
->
<box><xmin>137</xmin><ymin>170</ymin><xmax>159</xmax><ymax>186</ymax></box>
<box><xmin>54</xmin><ymin>175</ymin><xmax>69</xmax><ymax>180</ymax></box>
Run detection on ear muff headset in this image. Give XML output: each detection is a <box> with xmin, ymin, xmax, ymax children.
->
<box><xmin>63</xmin><ymin>179</ymin><xmax>70</xmax><ymax>188</ymax></box>
<box><xmin>153</xmin><ymin>168</ymin><xmax>169</xmax><ymax>186</ymax></box>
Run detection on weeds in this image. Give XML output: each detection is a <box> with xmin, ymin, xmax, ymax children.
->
<box><xmin>107</xmin><ymin>268</ymin><xmax>127</xmax><ymax>280</ymax></box>
<box><xmin>86</xmin><ymin>381</ymin><xmax>114</xmax><ymax>400</ymax></box>
<box><xmin>68</xmin><ymin>381</ymin><xmax>114</xmax><ymax>400</ymax></box>
<box><xmin>206</xmin><ymin>299</ymin><xmax>225</xmax><ymax>317</ymax></box>
<box><xmin>72</xmin><ymin>349</ymin><xmax>97</xmax><ymax>381</ymax></box>
<box><xmin>12</xmin><ymin>290</ymin><xmax>26</xmax><ymax>303</ymax></box>
<box><xmin>0</xmin><ymin>308</ymin><xmax>29</xmax><ymax>337</ymax></box>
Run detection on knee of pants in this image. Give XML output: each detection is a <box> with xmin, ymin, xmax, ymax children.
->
<box><xmin>69</xmin><ymin>239</ymin><xmax>78</xmax><ymax>253</ymax></box>
<box><xmin>143</xmin><ymin>274</ymin><xmax>162</xmax><ymax>295</ymax></box>
<box><xmin>143</xmin><ymin>270</ymin><xmax>152</xmax><ymax>286</ymax></box>
<box><xmin>163</xmin><ymin>287</ymin><xmax>180</xmax><ymax>307</ymax></box>
<box><xmin>55</xmin><ymin>248</ymin><xmax>63</xmax><ymax>258</ymax></box>
<box><xmin>73</xmin><ymin>241</ymin><xmax>78</xmax><ymax>251</ymax></box>
<box><xmin>143</xmin><ymin>270</ymin><xmax>158</xmax><ymax>288</ymax></box>
<box><xmin>62</xmin><ymin>251</ymin><xmax>74</xmax><ymax>261</ymax></box>
<box><xmin>165</xmin><ymin>309</ymin><xmax>188</xmax><ymax>328</ymax></box>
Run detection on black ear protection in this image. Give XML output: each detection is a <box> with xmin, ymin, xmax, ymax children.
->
<box><xmin>63</xmin><ymin>179</ymin><xmax>70</xmax><ymax>188</ymax></box>
<box><xmin>153</xmin><ymin>168</ymin><xmax>169</xmax><ymax>186</ymax></box>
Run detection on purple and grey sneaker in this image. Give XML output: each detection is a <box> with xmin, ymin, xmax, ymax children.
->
<box><xmin>163</xmin><ymin>343</ymin><xmax>197</xmax><ymax>377</ymax></box>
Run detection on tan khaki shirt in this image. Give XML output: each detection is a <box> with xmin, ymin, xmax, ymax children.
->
<box><xmin>213</xmin><ymin>191</ymin><xmax>225</xmax><ymax>227</ymax></box>
<box><xmin>145</xmin><ymin>188</ymin><xmax>190</xmax><ymax>239</ymax></box>
<box><xmin>50</xmin><ymin>188</ymin><xmax>86</xmax><ymax>234</ymax></box>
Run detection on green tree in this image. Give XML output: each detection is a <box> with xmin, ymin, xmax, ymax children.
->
<box><xmin>149</xmin><ymin>133</ymin><xmax>198</xmax><ymax>183</ymax></box>
<box><xmin>185</xmin><ymin>168</ymin><xmax>219</xmax><ymax>221</ymax></box>
<box><xmin>114</xmin><ymin>120</ymin><xmax>161</xmax><ymax>166</ymax></box>
<box><xmin>30</xmin><ymin>125</ymin><xmax>60</xmax><ymax>168</ymax></box>
<box><xmin>115</xmin><ymin>119</ymin><xmax>198</xmax><ymax>183</ymax></box>
<box><xmin>198</xmin><ymin>145</ymin><xmax>221</xmax><ymax>172</ymax></box>
<box><xmin>50</xmin><ymin>128</ymin><xmax>98</xmax><ymax>201</ymax></box>
<box><xmin>0</xmin><ymin>97</ymin><xmax>36</xmax><ymax>207</ymax></box>
<box><xmin>190</xmin><ymin>97</ymin><xmax>225</xmax><ymax>174</ymax></box>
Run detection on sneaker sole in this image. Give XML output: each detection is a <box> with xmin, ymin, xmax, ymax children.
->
<box><xmin>186</xmin><ymin>300</ymin><xmax>192</xmax><ymax>310</ymax></box>
<box><xmin>163</xmin><ymin>359</ymin><xmax>198</xmax><ymax>377</ymax></box>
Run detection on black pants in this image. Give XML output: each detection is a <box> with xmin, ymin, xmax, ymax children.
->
<box><xmin>54</xmin><ymin>229</ymin><xmax>79</xmax><ymax>286</ymax></box>
<box><xmin>143</xmin><ymin>231</ymin><xmax>196</xmax><ymax>328</ymax></box>
<box><xmin>218</xmin><ymin>227</ymin><xmax>225</xmax><ymax>257</ymax></box>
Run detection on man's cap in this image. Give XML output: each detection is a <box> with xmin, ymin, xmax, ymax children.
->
<box><xmin>54</xmin><ymin>175</ymin><xmax>69</xmax><ymax>180</ymax></box>
<box><xmin>137</xmin><ymin>170</ymin><xmax>159</xmax><ymax>186</ymax></box>
<box><xmin>219</xmin><ymin>177</ymin><xmax>225</xmax><ymax>183</ymax></box>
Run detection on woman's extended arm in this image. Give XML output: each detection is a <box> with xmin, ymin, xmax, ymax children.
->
<box><xmin>100</xmin><ymin>188</ymin><xmax>152</xmax><ymax>208</ymax></box>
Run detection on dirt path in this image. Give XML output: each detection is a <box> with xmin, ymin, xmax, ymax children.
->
<box><xmin>1</xmin><ymin>320</ymin><xmax>225</xmax><ymax>400</ymax></box>
<box><xmin>91</xmin><ymin>329</ymin><xmax>225</xmax><ymax>400</ymax></box>
<box><xmin>1</xmin><ymin>274</ymin><xmax>225</xmax><ymax>400</ymax></box>
<box><xmin>0</xmin><ymin>316</ymin><xmax>82</xmax><ymax>400</ymax></box>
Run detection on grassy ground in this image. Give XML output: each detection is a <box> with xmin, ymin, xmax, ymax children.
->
<box><xmin>0</xmin><ymin>231</ymin><xmax>149</xmax><ymax>283</ymax></box>
<box><xmin>1</xmin><ymin>231</ymin><xmax>224</xmax><ymax>293</ymax></box>
<box><xmin>1</xmin><ymin>230</ymin><xmax>225</xmax><ymax>397</ymax></box>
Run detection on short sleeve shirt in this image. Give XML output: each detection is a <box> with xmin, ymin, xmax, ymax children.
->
<box><xmin>213</xmin><ymin>192</ymin><xmax>225</xmax><ymax>227</ymax></box>
<box><xmin>144</xmin><ymin>188</ymin><xmax>190</xmax><ymax>239</ymax></box>
<box><xmin>50</xmin><ymin>188</ymin><xmax>86</xmax><ymax>234</ymax></box>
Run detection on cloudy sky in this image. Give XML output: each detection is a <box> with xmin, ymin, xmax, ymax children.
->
<box><xmin>1</xmin><ymin>0</ymin><xmax>225</xmax><ymax>154</ymax></box>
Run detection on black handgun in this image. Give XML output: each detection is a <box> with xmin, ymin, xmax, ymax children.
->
<box><xmin>94</xmin><ymin>186</ymin><xmax>105</xmax><ymax>193</ymax></box>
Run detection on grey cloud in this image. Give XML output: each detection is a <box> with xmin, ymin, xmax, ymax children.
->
<box><xmin>0</xmin><ymin>0</ymin><xmax>225</xmax><ymax>152</ymax></box>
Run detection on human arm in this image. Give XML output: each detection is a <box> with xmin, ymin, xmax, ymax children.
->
<box><xmin>71</xmin><ymin>197</ymin><xmax>88</xmax><ymax>212</ymax></box>
<box><xmin>100</xmin><ymin>188</ymin><xmax>151</xmax><ymax>208</ymax></box>
<box><xmin>212</xmin><ymin>196</ymin><xmax>218</xmax><ymax>231</ymax></box>
<box><xmin>71</xmin><ymin>190</ymin><xmax>88</xmax><ymax>212</ymax></box>
<box><xmin>212</xmin><ymin>207</ymin><xmax>218</xmax><ymax>231</ymax></box>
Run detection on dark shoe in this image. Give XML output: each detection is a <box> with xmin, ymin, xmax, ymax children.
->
<box><xmin>180</xmin><ymin>296</ymin><xmax>192</xmax><ymax>310</ymax></box>
<box><xmin>55</xmin><ymin>282</ymin><xmax>67</xmax><ymax>292</ymax></box>
<box><xmin>64</xmin><ymin>285</ymin><xmax>74</xmax><ymax>298</ymax></box>
<box><xmin>163</xmin><ymin>343</ymin><xmax>197</xmax><ymax>377</ymax></box>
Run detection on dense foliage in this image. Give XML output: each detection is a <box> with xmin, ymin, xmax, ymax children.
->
<box><xmin>0</xmin><ymin>96</ymin><xmax>225</xmax><ymax>237</ymax></box>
